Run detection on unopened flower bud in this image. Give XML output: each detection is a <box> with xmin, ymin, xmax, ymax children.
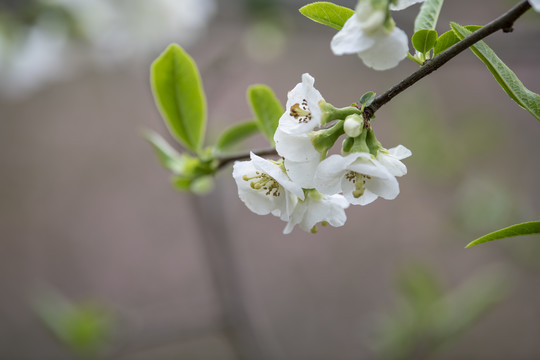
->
<box><xmin>344</xmin><ymin>114</ymin><xmax>364</xmax><ymax>138</ymax></box>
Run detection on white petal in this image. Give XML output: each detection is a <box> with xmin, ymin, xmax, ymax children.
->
<box><xmin>378</xmin><ymin>153</ymin><xmax>408</xmax><ymax>177</ymax></box>
<box><xmin>364</xmin><ymin>173</ymin><xmax>400</xmax><ymax>200</ymax></box>
<box><xmin>344</xmin><ymin>152</ymin><xmax>389</xmax><ymax>179</ymax></box>
<box><xmin>331</xmin><ymin>15</ymin><xmax>376</xmax><ymax>55</ymax></box>
<box><xmin>390</xmin><ymin>0</ymin><xmax>425</xmax><ymax>11</ymax></box>
<box><xmin>529</xmin><ymin>0</ymin><xmax>540</xmax><ymax>11</ymax></box>
<box><xmin>284</xmin><ymin>157</ymin><xmax>320</xmax><ymax>189</ymax></box>
<box><xmin>250</xmin><ymin>152</ymin><xmax>305</xmax><ymax>200</ymax></box>
<box><xmin>283</xmin><ymin>193</ymin><xmax>349</xmax><ymax>233</ymax></box>
<box><xmin>233</xmin><ymin>160</ymin><xmax>287</xmax><ymax>215</ymax></box>
<box><xmin>357</xmin><ymin>27</ymin><xmax>408</xmax><ymax>70</ymax></box>
<box><xmin>274</xmin><ymin>128</ymin><xmax>320</xmax><ymax>163</ymax></box>
<box><xmin>279</xmin><ymin>73</ymin><xmax>324</xmax><ymax>134</ymax></box>
<box><xmin>388</xmin><ymin>145</ymin><xmax>412</xmax><ymax>160</ymax></box>
<box><xmin>314</xmin><ymin>154</ymin><xmax>350</xmax><ymax>195</ymax></box>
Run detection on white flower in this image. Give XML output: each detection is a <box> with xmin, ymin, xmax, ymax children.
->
<box><xmin>278</xmin><ymin>73</ymin><xmax>325</xmax><ymax>135</ymax></box>
<box><xmin>331</xmin><ymin>0</ymin><xmax>425</xmax><ymax>70</ymax></box>
<box><xmin>314</xmin><ymin>152</ymin><xmax>399</xmax><ymax>205</ymax></box>
<box><xmin>376</xmin><ymin>145</ymin><xmax>412</xmax><ymax>177</ymax></box>
<box><xmin>283</xmin><ymin>191</ymin><xmax>349</xmax><ymax>234</ymax></box>
<box><xmin>529</xmin><ymin>0</ymin><xmax>540</xmax><ymax>12</ymax></box>
<box><xmin>233</xmin><ymin>152</ymin><xmax>304</xmax><ymax>221</ymax></box>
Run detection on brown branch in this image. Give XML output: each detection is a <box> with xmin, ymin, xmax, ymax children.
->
<box><xmin>364</xmin><ymin>0</ymin><xmax>532</xmax><ymax>119</ymax></box>
<box><xmin>216</xmin><ymin>148</ymin><xmax>279</xmax><ymax>170</ymax></box>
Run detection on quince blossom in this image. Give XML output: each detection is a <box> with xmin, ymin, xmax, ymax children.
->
<box><xmin>233</xmin><ymin>152</ymin><xmax>304</xmax><ymax>221</ymax></box>
<box><xmin>314</xmin><ymin>152</ymin><xmax>400</xmax><ymax>205</ymax></box>
<box><xmin>283</xmin><ymin>190</ymin><xmax>349</xmax><ymax>234</ymax></box>
<box><xmin>376</xmin><ymin>145</ymin><xmax>412</xmax><ymax>177</ymax></box>
<box><xmin>331</xmin><ymin>0</ymin><xmax>425</xmax><ymax>70</ymax></box>
<box><xmin>274</xmin><ymin>73</ymin><xmax>326</xmax><ymax>188</ymax></box>
<box><xmin>277</xmin><ymin>73</ymin><xmax>325</xmax><ymax>135</ymax></box>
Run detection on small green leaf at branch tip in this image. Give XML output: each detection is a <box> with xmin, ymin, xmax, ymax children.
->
<box><xmin>451</xmin><ymin>23</ymin><xmax>540</xmax><ymax>121</ymax></box>
<box><xmin>359</xmin><ymin>91</ymin><xmax>376</xmax><ymax>107</ymax></box>
<box><xmin>465</xmin><ymin>221</ymin><xmax>540</xmax><ymax>248</ymax></box>
<box><xmin>247</xmin><ymin>85</ymin><xmax>284</xmax><ymax>145</ymax></box>
<box><xmin>299</xmin><ymin>2</ymin><xmax>354</xmax><ymax>30</ymax></box>
<box><xmin>414</xmin><ymin>0</ymin><xmax>444</xmax><ymax>32</ymax></box>
<box><xmin>412</xmin><ymin>29</ymin><xmax>438</xmax><ymax>54</ymax></box>
<box><xmin>151</xmin><ymin>44</ymin><xmax>207</xmax><ymax>153</ymax></box>
<box><xmin>433</xmin><ymin>25</ymin><xmax>481</xmax><ymax>56</ymax></box>
<box><xmin>215</xmin><ymin>121</ymin><xmax>260</xmax><ymax>153</ymax></box>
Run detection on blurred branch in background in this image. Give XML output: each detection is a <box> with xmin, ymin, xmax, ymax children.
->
<box><xmin>373</xmin><ymin>263</ymin><xmax>509</xmax><ymax>360</ymax></box>
<box><xmin>0</xmin><ymin>0</ymin><xmax>215</xmax><ymax>98</ymax></box>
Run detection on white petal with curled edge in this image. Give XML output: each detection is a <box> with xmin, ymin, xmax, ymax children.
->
<box><xmin>390</xmin><ymin>0</ymin><xmax>425</xmax><ymax>11</ymax></box>
<box><xmin>377</xmin><ymin>145</ymin><xmax>411</xmax><ymax>177</ymax></box>
<box><xmin>331</xmin><ymin>15</ymin><xmax>376</xmax><ymax>55</ymax></box>
<box><xmin>357</xmin><ymin>27</ymin><xmax>408</xmax><ymax>70</ymax></box>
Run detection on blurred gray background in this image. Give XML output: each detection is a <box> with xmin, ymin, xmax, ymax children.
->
<box><xmin>1</xmin><ymin>0</ymin><xmax>540</xmax><ymax>359</ymax></box>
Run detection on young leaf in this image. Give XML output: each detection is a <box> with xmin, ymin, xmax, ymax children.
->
<box><xmin>299</xmin><ymin>2</ymin><xmax>354</xmax><ymax>30</ymax></box>
<box><xmin>142</xmin><ymin>130</ymin><xmax>185</xmax><ymax>174</ymax></box>
<box><xmin>216</xmin><ymin>121</ymin><xmax>260</xmax><ymax>152</ymax></box>
<box><xmin>414</xmin><ymin>0</ymin><xmax>444</xmax><ymax>32</ymax></box>
<box><xmin>359</xmin><ymin>91</ymin><xmax>376</xmax><ymax>107</ymax></box>
<box><xmin>151</xmin><ymin>44</ymin><xmax>207</xmax><ymax>153</ymax></box>
<box><xmin>412</xmin><ymin>29</ymin><xmax>438</xmax><ymax>54</ymax></box>
<box><xmin>452</xmin><ymin>23</ymin><xmax>540</xmax><ymax>121</ymax></box>
<box><xmin>433</xmin><ymin>25</ymin><xmax>481</xmax><ymax>56</ymax></box>
<box><xmin>247</xmin><ymin>85</ymin><xmax>284</xmax><ymax>145</ymax></box>
<box><xmin>466</xmin><ymin>221</ymin><xmax>540</xmax><ymax>248</ymax></box>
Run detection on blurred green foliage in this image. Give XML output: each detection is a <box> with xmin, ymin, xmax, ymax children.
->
<box><xmin>34</xmin><ymin>291</ymin><xmax>114</xmax><ymax>358</ymax></box>
<box><xmin>374</xmin><ymin>263</ymin><xmax>508</xmax><ymax>360</ymax></box>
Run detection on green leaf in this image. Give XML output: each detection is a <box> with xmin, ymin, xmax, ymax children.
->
<box><xmin>466</xmin><ymin>221</ymin><xmax>540</xmax><ymax>248</ymax></box>
<box><xmin>151</xmin><ymin>44</ymin><xmax>207</xmax><ymax>153</ymax></box>
<box><xmin>414</xmin><ymin>0</ymin><xmax>444</xmax><ymax>32</ymax></box>
<box><xmin>247</xmin><ymin>85</ymin><xmax>284</xmax><ymax>145</ymax></box>
<box><xmin>216</xmin><ymin>121</ymin><xmax>260</xmax><ymax>152</ymax></box>
<box><xmin>412</xmin><ymin>29</ymin><xmax>438</xmax><ymax>54</ymax></box>
<box><xmin>359</xmin><ymin>91</ymin><xmax>376</xmax><ymax>107</ymax></box>
<box><xmin>433</xmin><ymin>25</ymin><xmax>481</xmax><ymax>56</ymax></box>
<box><xmin>451</xmin><ymin>23</ymin><xmax>540</xmax><ymax>121</ymax></box>
<box><xmin>142</xmin><ymin>130</ymin><xmax>185</xmax><ymax>173</ymax></box>
<box><xmin>299</xmin><ymin>2</ymin><xmax>354</xmax><ymax>30</ymax></box>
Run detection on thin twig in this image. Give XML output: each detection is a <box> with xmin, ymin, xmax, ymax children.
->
<box><xmin>216</xmin><ymin>148</ymin><xmax>279</xmax><ymax>169</ymax></box>
<box><xmin>364</xmin><ymin>0</ymin><xmax>532</xmax><ymax>118</ymax></box>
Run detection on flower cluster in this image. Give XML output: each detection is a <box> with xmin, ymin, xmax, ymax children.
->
<box><xmin>331</xmin><ymin>0</ymin><xmax>425</xmax><ymax>70</ymax></box>
<box><xmin>233</xmin><ymin>74</ymin><xmax>411</xmax><ymax>234</ymax></box>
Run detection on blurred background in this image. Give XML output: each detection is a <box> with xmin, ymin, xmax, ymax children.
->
<box><xmin>1</xmin><ymin>0</ymin><xmax>539</xmax><ymax>359</ymax></box>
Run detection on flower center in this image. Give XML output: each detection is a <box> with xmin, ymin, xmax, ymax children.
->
<box><xmin>243</xmin><ymin>172</ymin><xmax>281</xmax><ymax>197</ymax></box>
<box><xmin>289</xmin><ymin>99</ymin><xmax>312</xmax><ymax>124</ymax></box>
<box><xmin>345</xmin><ymin>171</ymin><xmax>371</xmax><ymax>198</ymax></box>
